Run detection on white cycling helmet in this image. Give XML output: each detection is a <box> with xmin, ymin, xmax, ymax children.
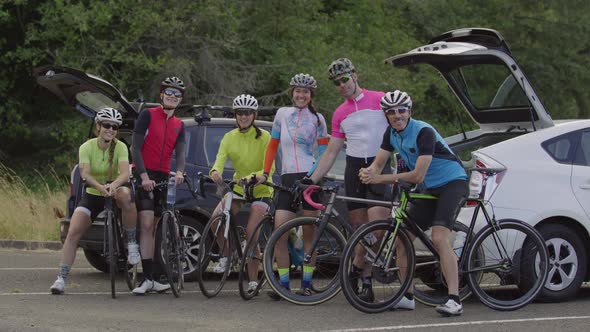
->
<box><xmin>95</xmin><ymin>107</ymin><xmax>123</xmax><ymax>125</ymax></box>
<box><xmin>327</xmin><ymin>58</ymin><xmax>355</xmax><ymax>80</ymax></box>
<box><xmin>232</xmin><ymin>94</ymin><xmax>258</xmax><ymax>111</ymax></box>
<box><xmin>380</xmin><ymin>90</ymin><xmax>413</xmax><ymax>111</ymax></box>
<box><xmin>290</xmin><ymin>73</ymin><xmax>317</xmax><ymax>90</ymax></box>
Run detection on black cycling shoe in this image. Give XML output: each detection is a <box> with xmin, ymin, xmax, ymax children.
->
<box><xmin>348</xmin><ymin>270</ymin><xmax>361</xmax><ymax>295</ymax></box>
<box><xmin>358</xmin><ymin>284</ymin><xmax>374</xmax><ymax>303</ymax></box>
<box><xmin>295</xmin><ymin>287</ymin><xmax>312</xmax><ymax>296</ymax></box>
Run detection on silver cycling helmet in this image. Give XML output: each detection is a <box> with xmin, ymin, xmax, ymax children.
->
<box><xmin>160</xmin><ymin>76</ymin><xmax>185</xmax><ymax>92</ymax></box>
<box><xmin>380</xmin><ymin>90</ymin><xmax>413</xmax><ymax>110</ymax></box>
<box><xmin>327</xmin><ymin>58</ymin><xmax>355</xmax><ymax>80</ymax></box>
<box><xmin>95</xmin><ymin>107</ymin><xmax>123</xmax><ymax>125</ymax></box>
<box><xmin>232</xmin><ymin>94</ymin><xmax>259</xmax><ymax>111</ymax></box>
<box><xmin>290</xmin><ymin>73</ymin><xmax>317</xmax><ymax>90</ymax></box>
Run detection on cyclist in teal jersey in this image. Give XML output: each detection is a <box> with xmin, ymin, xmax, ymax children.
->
<box><xmin>208</xmin><ymin>94</ymin><xmax>275</xmax><ymax>293</ymax></box>
<box><xmin>263</xmin><ymin>73</ymin><xmax>329</xmax><ymax>299</ymax></box>
<box><xmin>359</xmin><ymin>90</ymin><xmax>468</xmax><ymax>316</ymax></box>
<box><xmin>50</xmin><ymin>108</ymin><xmax>138</xmax><ymax>295</ymax></box>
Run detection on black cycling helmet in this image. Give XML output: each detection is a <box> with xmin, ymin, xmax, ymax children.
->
<box><xmin>160</xmin><ymin>76</ymin><xmax>185</xmax><ymax>93</ymax></box>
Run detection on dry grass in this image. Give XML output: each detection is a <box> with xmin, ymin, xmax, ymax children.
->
<box><xmin>0</xmin><ymin>164</ymin><xmax>67</xmax><ymax>241</ymax></box>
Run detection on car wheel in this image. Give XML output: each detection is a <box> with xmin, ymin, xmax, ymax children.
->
<box><xmin>83</xmin><ymin>249</ymin><xmax>108</xmax><ymax>273</ymax></box>
<box><xmin>536</xmin><ymin>224</ymin><xmax>587</xmax><ymax>302</ymax></box>
<box><xmin>156</xmin><ymin>215</ymin><xmax>204</xmax><ymax>282</ymax></box>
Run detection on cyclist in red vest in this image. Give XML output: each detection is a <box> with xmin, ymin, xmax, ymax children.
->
<box><xmin>131</xmin><ymin>76</ymin><xmax>187</xmax><ymax>295</ymax></box>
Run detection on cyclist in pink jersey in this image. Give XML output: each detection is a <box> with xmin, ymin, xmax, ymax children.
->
<box><xmin>308</xmin><ymin>58</ymin><xmax>392</xmax><ymax>303</ymax></box>
<box><xmin>263</xmin><ymin>73</ymin><xmax>329</xmax><ymax>299</ymax></box>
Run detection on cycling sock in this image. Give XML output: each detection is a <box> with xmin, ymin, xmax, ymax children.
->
<box><xmin>301</xmin><ymin>265</ymin><xmax>315</xmax><ymax>289</ymax></box>
<box><xmin>449</xmin><ymin>294</ymin><xmax>461</xmax><ymax>304</ymax></box>
<box><xmin>278</xmin><ymin>268</ymin><xmax>290</xmax><ymax>289</ymax></box>
<box><xmin>352</xmin><ymin>265</ymin><xmax>362</xmax><ymax>274</ymax></box>
<box><xmin>58</xmin><ymin>263</ymin><xmax>71</xmax><ymax>281</ymax></box>
<box><xmin>361</xmin><ymin>276</ymin><xmax>372</xmax><ymax>285</ymax></box>
<box><xmin>126</xmin><ymin>228</ymin><xmax>137</xmax><ymax>244</ymax></box>
<box><xmin>142</xmin><ymin>259</ymin><xmax>153</xmax><ymax>281</ymax></box>
<box><xmin>405</xmin><ymin>293</ymin><xmax>414</xmax><ymax>300</ymax></box>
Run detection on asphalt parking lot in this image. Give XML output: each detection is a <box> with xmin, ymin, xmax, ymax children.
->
<box><xmin>1</xmin><ymin>248</ymin><xmax>590</xmax><ymax>332</ymax></box>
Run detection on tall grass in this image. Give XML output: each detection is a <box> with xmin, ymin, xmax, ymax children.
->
<box><xmin>0</xmin><ymin>163</ymin><xmax>68</xmax><ymax>241</ymax></box>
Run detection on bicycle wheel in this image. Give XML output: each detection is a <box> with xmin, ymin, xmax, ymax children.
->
<box><xmin>106</xmin><ymin>211</ymin><xmax>117</xmax><ymax>299</ymax></box>
<box><xmin>162</xmin><ymin>211</ymin><xmax>184</xmax><ymax>297</ymax></box>
<box><xmin>239</xmin><ymin>216</ymin><xmax>273</xmax><ymax>300</ymax></box>
<box><xmin>197</xmin><ymin>214</ymin><xmax>236</xmax><ymax>298</ymax></box>
<box><xmin>466</xmin><ymin>219</ymin><xmax>549</xmax><ymax>311</ymax></box>
<box><xmin>413</xmin><ymin>222</ymin><xmax>477</xmax><ymax>306</ymax></box>
<box><xmin>263</xmin><ymin>217</ymin><xmax>346</xmax><ymax>305</ymax></box>
<box><xmin>340</xmin><ymin>220</ymin><xmax>415</xmax><ymax>313</ymax></box>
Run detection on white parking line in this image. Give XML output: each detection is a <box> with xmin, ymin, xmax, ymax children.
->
<box><xmin>0</xmin><ymin>267</ymin><xmax>96</xmax><ymax>270</ymax></box>
<box><xmin>309</xmin><ymin>316</ymin><xmax>590</xmax><ymax>332</ymax></box>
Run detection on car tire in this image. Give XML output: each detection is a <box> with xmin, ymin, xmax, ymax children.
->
<box><xmin>156</xmin><ymin>214</ymin><xmax>204</xmax><ymax>282</ymax></box>
<box><xmin>83</xmin><ymin>249</ymin><xmax>108</xmax><ymax>273</ymax></box>
<box><xmin>536</xmin><ymin>224</ymin><xmax>587</xmax><ymax>302</ymax></box>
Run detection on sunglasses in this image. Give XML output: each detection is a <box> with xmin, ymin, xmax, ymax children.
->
<box><xmin>332</xmin><ymin>75</ymin><xmax>352</xmax><ymax>86</ymax></box>
<box><xmin>384</xmin><ymin>107</ymin><xmax>410</xmax><ymax>115</ymax></box>
<box><xmin>235</xmin><ymin>109</ymin><xmax>255</xmax><ymax>116</ymax></box>
<box><xmin>163</xmin><ymin>89</ymin><xmax>183</xmax><ymax>98</ymax></box>
<box><xmin>101</xmin><ymin>123</ymin><xmax>119</xmax><ymax>130</ymax></box>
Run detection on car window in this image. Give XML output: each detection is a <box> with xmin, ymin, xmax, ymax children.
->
<box><xmin>574</xmin><ymin>130</ymin><xmax>590</xmax><ymax>166</ymax></box>
<box><xmin>76</xmin><ymin>91</ymin><xmax>127</xmax><ymax>114</ymax></box>
<box><xmin>448</xmin><ymin>64</ymin><xmax>529</xmax><ymax>110</ymax></box>
<box><xmin>542</xmin><ymin>133</ymin><xmax>577</xmax><ymax>164</ymax></box>
<box><xmin>203</xmin><ymin>126</ymin><xmax>234</xmax><ymax>169</ymax></box>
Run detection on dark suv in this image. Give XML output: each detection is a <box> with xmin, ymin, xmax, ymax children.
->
<box><xmin>35</xmin><ymin>66</ymin><xmax>347</xmax><ymax>281</ymax></box>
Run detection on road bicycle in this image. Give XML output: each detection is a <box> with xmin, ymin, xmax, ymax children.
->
<box><xmin>339</xmin><ymin>168</ymin><xmax>549</xmax><ymax>313</ymax></box>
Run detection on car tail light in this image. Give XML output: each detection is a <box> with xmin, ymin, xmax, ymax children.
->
<box><xmin>467</xmin><ymin>158</ymin><xmax>506</xmax><ymax>206</ymax></box>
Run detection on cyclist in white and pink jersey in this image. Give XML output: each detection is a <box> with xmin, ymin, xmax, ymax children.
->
<box><xmin>308</xmin><ymin>58</ymin><xmax>392</xmax><ymax>303</ymax></box>
<box><xmin>263</xmin><ymin>73</ymin><xmax>329</xmax><ymax>299</ymax></box>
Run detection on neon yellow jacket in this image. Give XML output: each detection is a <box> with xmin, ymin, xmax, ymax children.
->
<box><xmin>209</xmin><ymin>126</ymin><xmax>275</xmax><ymax>198</ymax></box>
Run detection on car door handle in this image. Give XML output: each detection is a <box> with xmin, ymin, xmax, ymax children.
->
<box><xmin>579</xmin><ymin>184</ymin><xmax>590</xmax><ymax>190</ymax></box>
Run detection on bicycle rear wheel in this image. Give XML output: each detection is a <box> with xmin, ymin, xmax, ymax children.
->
<box><xmin>263</xmin><ymin>217</ymin><xmax>346</xmax><ymax>305</ymax></box>
<box><xmin>197</xmin><ymin>214</ymin><xmax>235</xmax><ymax>298</ymax></box>
<box><xmin>340</xmin><ymin>220</ymin><xmax>415</xmax><ymax>313</ymax></box>
<box><xmin>239</xmin><ymin>216</ymin><xmax>273</xmax><ymax>300</ymax></box>
<box><xmin>466</xmin><ymin>219</ymin><xmax>549</xmax><ymax>311</ymax></box>
<box><xmin>106</xmin><ymin>211</ymin><xmax>117</xmax><ymax>299</ymax></box>
<box><xmin>162</xmin><ymin>211</ymin><xmax>184</xmax><ymax>297</ymax></box>
<box><xmin>413</xmin><ymin>222</ymin><xmax>476</xmax><ymax>306</ymax></box>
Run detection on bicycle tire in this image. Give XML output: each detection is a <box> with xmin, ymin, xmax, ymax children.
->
<box><xmin>162</xmin><ymin>211</ymin><xmax>183</xmax><ymax>297</ymax></box>
<box><xmin>263</xmin><ymin>217</ymin><xmax>346</xmax><ymax>306</ymax></box>
<box><xmin>197</xmin><ymin>214</ymin><xmax>235</xmax><ymax>298</ymax></box>
<box><xmin>340</xmin><ymin>220</ymin><xmax>415</xmax><ymax>313</ymax></box>
<box><xmin>466</xmin><ymin>219</ymin><xmax>549</xmax><ymax>311</ymax></box>
<box><xmin>106</xmin><ymin>211</ymin><xmax>117</xmax><ymax>299</ymax></box>
<box><xmin>413</xmin><ymin>222</ymin><xmax>476</xmax><ymax>306</ymax></box>
<box><xmin>239</xmin><ymin>216</ymin><xmax>273</xmax><ymax>300</ymax></box>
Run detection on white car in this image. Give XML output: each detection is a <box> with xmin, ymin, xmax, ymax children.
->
<box><xmin>386</xmin><ymin>28</ymin><xmax>589</xmax><ymax>302</ymax></box>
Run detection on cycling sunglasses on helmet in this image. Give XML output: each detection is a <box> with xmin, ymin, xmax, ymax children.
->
<box><xmin>163</xmin><ymin>89</ymin><xmax>183</xmax><ymax>98</ymax></box>
<box><xmin>384</xmin><ymin>107</ymin><xmax>410</xmax><ymax>115</ymax></box>
<box><xmin>332</xmin><ymin>75</ymin><xmax>352</xmax><ymax>86</ymax></box>
<box><xmin>101</xmin><ymin>123</ymin><xmax>119</xmax><ymax>130</ymax></box>
<box><xmin>235</xmin><ymin>109</ymin><xmax>255</xmax><ymax>116</ymax></box>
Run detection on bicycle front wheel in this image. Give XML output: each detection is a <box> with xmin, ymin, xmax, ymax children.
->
<box><xmin>413</xmin><ymin>222</ymin><xmax>476</xmax><ymax>306</ymax></box>
<box><xmin>340</xmin><ymin>220</ymin><xmax>415</xmax><ymax>313</ymax></box>
<box><xmin>197</xmin><ymin>214</ymin><xmax>235</xmax><ymax>298</ymax></box>
<box><xmin>106</xmin><ymin>211</ymin><xmax>117</xmax><ymax>299</ymax></box>
<box><xmin>162</xmin><ymin>211</ymin><xmax>184</xmax><ymax>298</ymax></box>
<box><xmin>466</xmin><ymin>219</ymin><xmax>549</xmax><ymax>311</ymax></box>
<box><xmin>263</xmin><ymin>217</ymin><xmax>346</xmax><ymax>305</ymax></box>
<box><xmin>239</xmin><ymin>216</ymin><xmax>273</xmax><ymax>300</ymax></box>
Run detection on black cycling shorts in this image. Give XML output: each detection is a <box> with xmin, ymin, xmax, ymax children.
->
<box><xmin>344</xmin><ymin>156</ymin><xmax>393</xmax><ymax>211</ymax></box>
<box><xmin>276</xmin><ymin>172</ymin><xmax>321</xmax><ymax>213</ymax></box>
<box><xmin>135</xmin><ymin>169</ymin><xmax>168</xmax><ymax>215</ymax></box>
<box><xmin>76</xmin><ymin>192</ymin><xmax>106</xmax><ymax>220</ymax></box>
<box><xmin>406</xmin><ymin>179</ymin><xmax>468</xmax><ymax>231</ymax></box>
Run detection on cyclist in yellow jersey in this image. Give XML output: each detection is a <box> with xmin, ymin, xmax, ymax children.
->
<box><xmin>50</xmin><ymin>108</ymin><xmax>138</xmax><ymax>295</ymax></box>
<box><xmin>209</xmin><ymin>94</ymin><xmax>275</xmax><ymax>293</ymax></box>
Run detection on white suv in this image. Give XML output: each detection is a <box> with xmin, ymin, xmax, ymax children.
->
<box><xmin>387</xmin><ymin>28</ymin><xmax>590</xmax><ymax>302</ymax></box>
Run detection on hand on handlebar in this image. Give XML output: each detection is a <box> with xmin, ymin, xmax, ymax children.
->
<box><xmin>358</xmin><ymin>167</ymin><xmax>378</xmax><ymax>184</ymax></box>
<box><xmin>174</xmin><ymin>172</ymin><xmax>185</xmax><ymax>186</ymax></box>
<box><xmin>210</xmin><ymin>171</ymin><xmax>223</xmax><ymax>185</ymax></box>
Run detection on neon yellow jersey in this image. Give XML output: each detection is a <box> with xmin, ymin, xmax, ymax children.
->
<box><xmin>210</xmin><ymin>126</ymin><xmax>274</xmax><ymax>198</ymax></box>
<box><xmin>79</xmin><ymin>138</ymin><xmax>128</xmax><ymax>196</ymax></box>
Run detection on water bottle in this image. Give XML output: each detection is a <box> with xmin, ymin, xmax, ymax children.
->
<box><xmin>453</xmin><ymin>231</ymin><xmax>467</xmax><ymax>259</ymax></box>
<box><xmin>166</xmin><ymin>172</ymin><xmax>176</xmax><ymax>206</ymax></box>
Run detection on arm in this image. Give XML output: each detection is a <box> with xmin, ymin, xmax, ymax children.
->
<box><xmin>110</xmin><ymin>141</ymin><xmax>130</xmax><ymax>192</ymax></box>
<box><xmin>307</xmin><ymin>114</ymin><xmax>329</xmax><ymax>176</ymax></box>
<box><xmin>131</xmin><ymin>110</ymin><xmax>151</xmax><ymax>188</ymax></box>
<box><xmin>209</xmin><ymin>136</ymin><xmax>229</xmax><ymax>185</ymax></box>
<box><xmin>309</xmin><ymin>137</ymin><xmax>345</xmax><ymax>184</ymax></box>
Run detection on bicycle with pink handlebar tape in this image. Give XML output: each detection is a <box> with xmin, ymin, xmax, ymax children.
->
<box><xmin>263</xmin><ymin>182</ymin><xmax>384</xmax><ymax>305</ymax></box>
